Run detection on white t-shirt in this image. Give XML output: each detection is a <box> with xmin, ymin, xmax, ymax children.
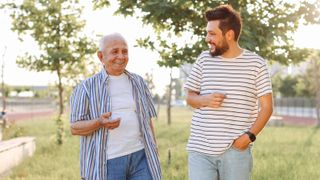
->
<box><xmin>107</xmin><ymin>73</ymin><xmax>144</xmax><ymax>159</ymax></box>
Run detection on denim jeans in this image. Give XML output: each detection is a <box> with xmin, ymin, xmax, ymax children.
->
<box><xmin>189</xmin><ymin>146</ymin><xmax>253</xmax><ymax>180</ymax></box>
<box><xmin>107</xmin><ymin>149</ymin><xmax>152</xmax><ymax>180</ymax></box>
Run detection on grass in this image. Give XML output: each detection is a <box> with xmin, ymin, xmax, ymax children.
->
<box><xmin>2</xmin><ymin>106</ymin><xmax>320</xmax><ymax>180</ymax></box>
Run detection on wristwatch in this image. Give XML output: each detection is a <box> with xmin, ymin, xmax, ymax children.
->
<box><xmin>245</xmin><ymin>131</ymin><xmax>256</xmax><ymax>142</ymax></box>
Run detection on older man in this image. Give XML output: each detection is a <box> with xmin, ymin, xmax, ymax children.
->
<box><xmin>70</xmin><ymin>33</ymin><xmax>161</xmax><ymax>180</ymax></box>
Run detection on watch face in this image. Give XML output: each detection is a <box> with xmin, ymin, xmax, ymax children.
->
<box><xmin>250</xmin><ymin>134</ymin><xmax>256</xmax><ymax>142</ymax></box>
<box><xmin>246</xmin><ymin>131</ymin><xmax>256</xmax><ymax>142</ymax></box>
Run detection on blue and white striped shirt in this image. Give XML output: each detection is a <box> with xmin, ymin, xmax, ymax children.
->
<box><xmin>70</xmin><ymin>69</ymin><xmax>161</xmax><ymax>180</ymax></box>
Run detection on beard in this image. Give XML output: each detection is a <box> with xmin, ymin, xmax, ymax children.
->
<box><xmin>209</xmin><ymin>38</ymin><xmax>229</xmax><ymax>57</ymax></box>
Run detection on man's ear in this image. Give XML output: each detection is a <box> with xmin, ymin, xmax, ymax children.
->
<box><xmin>97</xmin><ymin>51</ymin><xmax>103</xmax><ymax>62</ymax></box>
<box><xmin>226</xmin><ymin>30</ymin><xmax>235</xmax><ymax>41</ymax></box>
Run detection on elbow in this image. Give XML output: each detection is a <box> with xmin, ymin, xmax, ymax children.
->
<box><xmin>186</xmin><ymin>96</ymin><xmax>192</xmax><ymax>106</ymax></box>
<box><xmin>263</xmin><ymin>105</ymin><xmax>273</xmax><ymax>117</ymax></box>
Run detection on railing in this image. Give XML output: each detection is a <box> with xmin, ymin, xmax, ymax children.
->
<box><xmin>273</xmin><ymin>97</ymin><xmax>318</xmax><ymax>118</ymax></box>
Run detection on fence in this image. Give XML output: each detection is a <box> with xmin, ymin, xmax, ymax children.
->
<box><xmin>274</xmin><ymin>97</ymin><xmax>318</xmax><ymax>118</ymax></box>
<box><xmin>0</xmin><ymin>97</ymin><xmax>57</xmax><ymax>122</ymax></box>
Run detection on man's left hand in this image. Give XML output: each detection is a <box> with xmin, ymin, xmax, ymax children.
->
<box><xmin>232</xmin><ymin>133</ymin><xmax>251</xmax><ymax>151</ymax></box>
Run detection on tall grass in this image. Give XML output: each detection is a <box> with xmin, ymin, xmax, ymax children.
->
<box><xmin>3</xmin><ymin>106</ymin><xmax>320</xmax><ymax>180</ymax></box>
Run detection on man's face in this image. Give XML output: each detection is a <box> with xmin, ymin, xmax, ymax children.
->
<box><xmin>99</xmin><ymin>38</ymin><xmax>128</xmax><ymax>76</ymax></box>
<box><xmin>205</xmin><ymin>20</ymin><xmax>229</xmax><ymax>56</ymax></box>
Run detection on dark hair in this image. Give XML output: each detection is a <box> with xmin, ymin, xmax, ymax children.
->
<box><xmin>205</xmin><ymin>5</ymin><xmax>242</xmax><ymax>41</ymax></box>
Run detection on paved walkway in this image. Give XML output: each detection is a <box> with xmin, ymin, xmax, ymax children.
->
<box><xmin>6</xmin><ymin>109</ymin><xmax>56</xmax><ymax>123</ymax></box>
<box><xmin>281</xmin><ymin>115</ymin><xmax>318</xmax><ymax>126</ymax></box>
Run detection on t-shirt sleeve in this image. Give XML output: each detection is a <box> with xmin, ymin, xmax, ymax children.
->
<box><xmin>256</xmin><ymin>61</ymin><xmax>273</xmax><ymax>97</ymax></box>
<box><xmin>70</xmin><ymin>84</ymin><xmax>91</xmax><ymax>123</ymax></box>
<box><xmin>184</xmin><ymin>58</ymin><xmax>203</xmax><ymax>93</ymax></box>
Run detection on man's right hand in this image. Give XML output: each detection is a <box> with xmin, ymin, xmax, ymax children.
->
<box><xmin>202</xmin><ymin>93</ymin><xmax>226</xmax><ymax>108</ymax></box>
<box><xmin>98</xmin><ymin>112</ymin><xmax>121</xmax><ymax>130</ymax></box>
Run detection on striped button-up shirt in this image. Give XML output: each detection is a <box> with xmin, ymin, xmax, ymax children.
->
<box><xmin>70</xmin><ymin>69</ymin><xmax>161</xmax><ymax>180</ymax></box>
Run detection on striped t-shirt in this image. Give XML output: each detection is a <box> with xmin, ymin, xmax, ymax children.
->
<box><xmin>184</xmin><ymin>49</ymin><xmax>272</xmax><ymax>156</ymax></box>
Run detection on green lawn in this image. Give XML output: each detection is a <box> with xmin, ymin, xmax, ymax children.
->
<box><xmin>3</xmin><ymin>106</ymin><xmax>320</xmax><ymax>180</ymax></box>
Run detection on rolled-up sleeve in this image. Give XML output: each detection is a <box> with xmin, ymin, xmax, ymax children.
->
<box><xmin>70</xmin><ymin>84</ymin><xmax>90</xmax><ymax>123</ymax></box>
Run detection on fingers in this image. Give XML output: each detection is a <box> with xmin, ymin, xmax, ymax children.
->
<box><xmin>213</xmin><ymin>97</ymin><xmax>224</xmax><ymax>102</ymax></box>
<box><xmin>101</xmin><ymin>112</ymin><xmax>112</xmax><ymax>119</ymax></box>
<box><xmin>103</xmin><ymin>118</ymin><xmax>121</xmax><ymax>129</ymax></box>
<box><xmin>108</xmin><ymin>118</ymin><xmax>121</xmax><ymax>124</ymax></box>
<box><xmin>213</xmin><ymin>93</ymin><xmax>226</xmax><ymax>98</ymax></box>
<box><xmin>204</xmin><ymin>93</ymin><xmax>226</xmax><ymax>108</ymax></box>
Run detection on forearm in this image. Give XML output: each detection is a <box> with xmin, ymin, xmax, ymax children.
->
<box><xmin>70</xmin><ymin>118</ymin><xmax>101</xmax><ymax>136</ymax></box>
<box><xmin>150</xmin><ymin>120</ymin><xmax>157</xmax><ymax>145</ymax></box>
<box><xmin>249</xmin><ymin>106</ymin><xmax>273</xmax><ymax>136</ymax></box>
<box><xmin>186</xmin><ymin>92</ymin><xmax>205</xmax><ymax>108</ymax></box>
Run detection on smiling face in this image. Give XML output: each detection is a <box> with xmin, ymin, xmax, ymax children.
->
<box><xmin>205</xmin><ymin>20</ymin><xmax>230</xmax><ymax>56</ymax></box>
<box><xmin>98</xmin><ymin>37</ymin><xmax>128</xmax><ymax>76</ymax></box>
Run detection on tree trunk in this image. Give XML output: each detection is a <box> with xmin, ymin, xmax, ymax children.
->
<box><xmin>312</xmin><ymin>58</ymin><xmax>320</xmax><ymax>127</ymax></box>
<box><xmin>316</xmin><ymin>90</ymin><xmax>320</xmax><ymax>127</ymax></box>
<box><xmin>167</xmin><ymin>69</ymin><xmax>173</xmax><ymax>125</ymax></box>
<box><xmin>57</xmin><ymin>68</ymin><xmax>64</xmax><ymax>115</ymax></box>
<box><xmin>56</xmin><ymin>67</ymin><xmax>64</xmax><ymax>145</ymax></box>
<box><xmin>156</xmin><ymin>101</ymin><xmax>160</xmax><ymax>121</ymax></box>
<box><xmin>1</xmin><ymin>47</ymin><xmax>7</xmax><ymax>129</ymax></box>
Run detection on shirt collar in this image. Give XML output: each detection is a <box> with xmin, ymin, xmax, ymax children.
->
<box><xmin>99</xmin><ymin>67</ymin><xmax>133</xmax><ymax>83</ymax></box>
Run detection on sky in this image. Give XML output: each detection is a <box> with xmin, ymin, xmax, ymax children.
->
<box><xmin>0</xmin><ymin>1</ymin><xmax>319</xmax><ymax>96</ymax></box>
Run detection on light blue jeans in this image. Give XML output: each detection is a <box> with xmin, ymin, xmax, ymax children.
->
<box><xmin>189</xmin><ymin>146</ymin><xmax>253</xmax><ymax>180</ymax></box>
<box><xmin>107</xmin><ymin>149</ymin><xmax>152</xmax><ymax>180</ymax></box>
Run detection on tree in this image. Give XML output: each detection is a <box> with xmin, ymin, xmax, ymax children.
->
<box><xmin>93</xmin><ymin>0</ymin><xmax>320</xmax><ymax>125</ymax></box>
<box><xmin>271</xmin><ymin>72</ymin><xmax>282</xmax><ymax>98</ymax></box>
<box><xmin>144</xmin><ymin>71</ymin><xmax>161</xmax><ymax>120</ymax></box>
<box><xmin>297</xmin><ymin>50</ymin><xmax>320</xmax><ymax>126</ymax></box>
<box><xmin>93</xmin><ymin>0</ymin><xmax>319</xmax><ymax>67</ymax></box>
<box><xmin>145</xmin><ymin>72</ymin><xmax>155</xmax><ymax>95</ymax></box>
<box><xmin>172</xmin><ymin>78</ymin><xmax>182</xmax><ymax>100</ymax></box>
<box><xmin>278</xmin><ymin>75</ymin><xmax>298</xmax><ymax>97</ymax></box>
<box><xmin>167</xmin><ymin>69</ymin><xmax>173</xmax><ymax>125</ymax></box>
<box><xmin>2</xmin><ymin>0</ymin><xmax>97</xmax><ymax>144</ymax></box>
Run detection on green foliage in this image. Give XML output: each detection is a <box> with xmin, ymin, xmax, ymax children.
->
<box><xmin>271</xmin><ymin>72</ymin><xmax>282</xmax><ymax>97</ymax></box>
<box><xmin>3</xmin><ymin>0</ymin><xmax>97</xmax><ymax>82</ymax></box>
<box><xmin>298</xmin><ymin>50</ymin><xmax>320</xmax><ymax>96</ymax></box>
<box><xmin>144</xmin><ymin>72</ymin><xmax>155</xmax><ymax>95</ymax></box>
<box><xmin>4</xmin><ymin>116</ymin><xmax>80</xmax><ymax>180</ymax></box>
<box><xmin>1</xmin><ymin>84</ymin><xmax>11</xmax><ymax>97</ymax></box>
<box><xmin>2</xmin><ymin>0</ymin><xmax>97</xmax><ymax>144</ymax></box>
<box><xmin>278</xmin><ymin>75</ymin><xmax>298</xmax><ymax>97</ymax></box>
<box><xmin>172</xmin><ymin>79</ymin><xmax>182</xmax><ymax>100</ymax></box>
<box><xmin>2</xmin><ymin>123</ymin><xmax>25</xmax><ymax>140</ymax></box>
<box><xmin>94</xmin><ymin>0</ymin><xmax>319</xmax><ymax>67</ymax></box>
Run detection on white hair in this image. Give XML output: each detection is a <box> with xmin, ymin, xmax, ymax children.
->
<box><xmin>98</xmin><ymin>33</ymin><xmax>127</xmax><ymax>51</ymax></box>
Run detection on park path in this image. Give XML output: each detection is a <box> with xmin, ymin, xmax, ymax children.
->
<box><xmin>281</xmin><ymin>115</ymin><xmax>318</xmax><ymax>126</ymax></box>
<box><xmin>6</xmin><ymin>109</ymin><xmax>56</xmax><ymax>123</ymax></box>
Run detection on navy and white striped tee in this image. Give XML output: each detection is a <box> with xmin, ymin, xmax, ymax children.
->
<box><xmin>184</xmin><ymin>49</ymin><xmax>272</xmax><ymax>156</ymax></box>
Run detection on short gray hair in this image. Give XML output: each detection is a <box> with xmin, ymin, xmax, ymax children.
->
<box><xmin>98</xmin><ymin>33</ymin><xmax>127</xmax><ymax>51</ymax></box>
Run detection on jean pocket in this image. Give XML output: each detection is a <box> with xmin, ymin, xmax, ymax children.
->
<box><xmin>230</xmin><ymin>145</ymin><xmax>248</xmax><ymax>152</ymax></box>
